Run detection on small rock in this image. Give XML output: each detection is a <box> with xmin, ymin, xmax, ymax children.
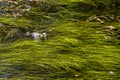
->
<box><xmin>74</xmin><ymin>74</ymin><xmax>79</xmax><ymax>77</ymax></box>
<box><xmin>109</xmin><ymin>71</ymin><xmax>115</xmax><ymax>75</ymax></box>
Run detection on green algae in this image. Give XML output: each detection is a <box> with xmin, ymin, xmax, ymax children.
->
<box><xmin>0</xmin><ymin>0</ymin><xmax>120</xmax><ymax>80</ymax></box>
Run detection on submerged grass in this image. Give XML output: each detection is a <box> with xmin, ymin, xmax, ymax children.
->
<box><xmin>0</xmin><ymin>19</ymin><xmax>120</xmax><ymax>79</ymax></box>
<box><xmin>0</xmin><ymin>0</ymin><xmax>120</xmax><ymax>79</ymax></box>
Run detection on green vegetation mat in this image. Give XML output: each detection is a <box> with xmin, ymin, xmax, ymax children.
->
<box><xmin>0</xmin><ymin>0</ymin><xmax>120</xmax><ymax>79</ymax></box>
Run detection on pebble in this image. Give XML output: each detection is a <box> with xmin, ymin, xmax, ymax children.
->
<box><xmin>74</xmin><ymin>74</ymin><xmax>79</xmax><ymax>77</ymax></box>
<box><xmin>109</xmin><ymin>71</ymin><xmax>115</xmax><ymax>75</ymax></box>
